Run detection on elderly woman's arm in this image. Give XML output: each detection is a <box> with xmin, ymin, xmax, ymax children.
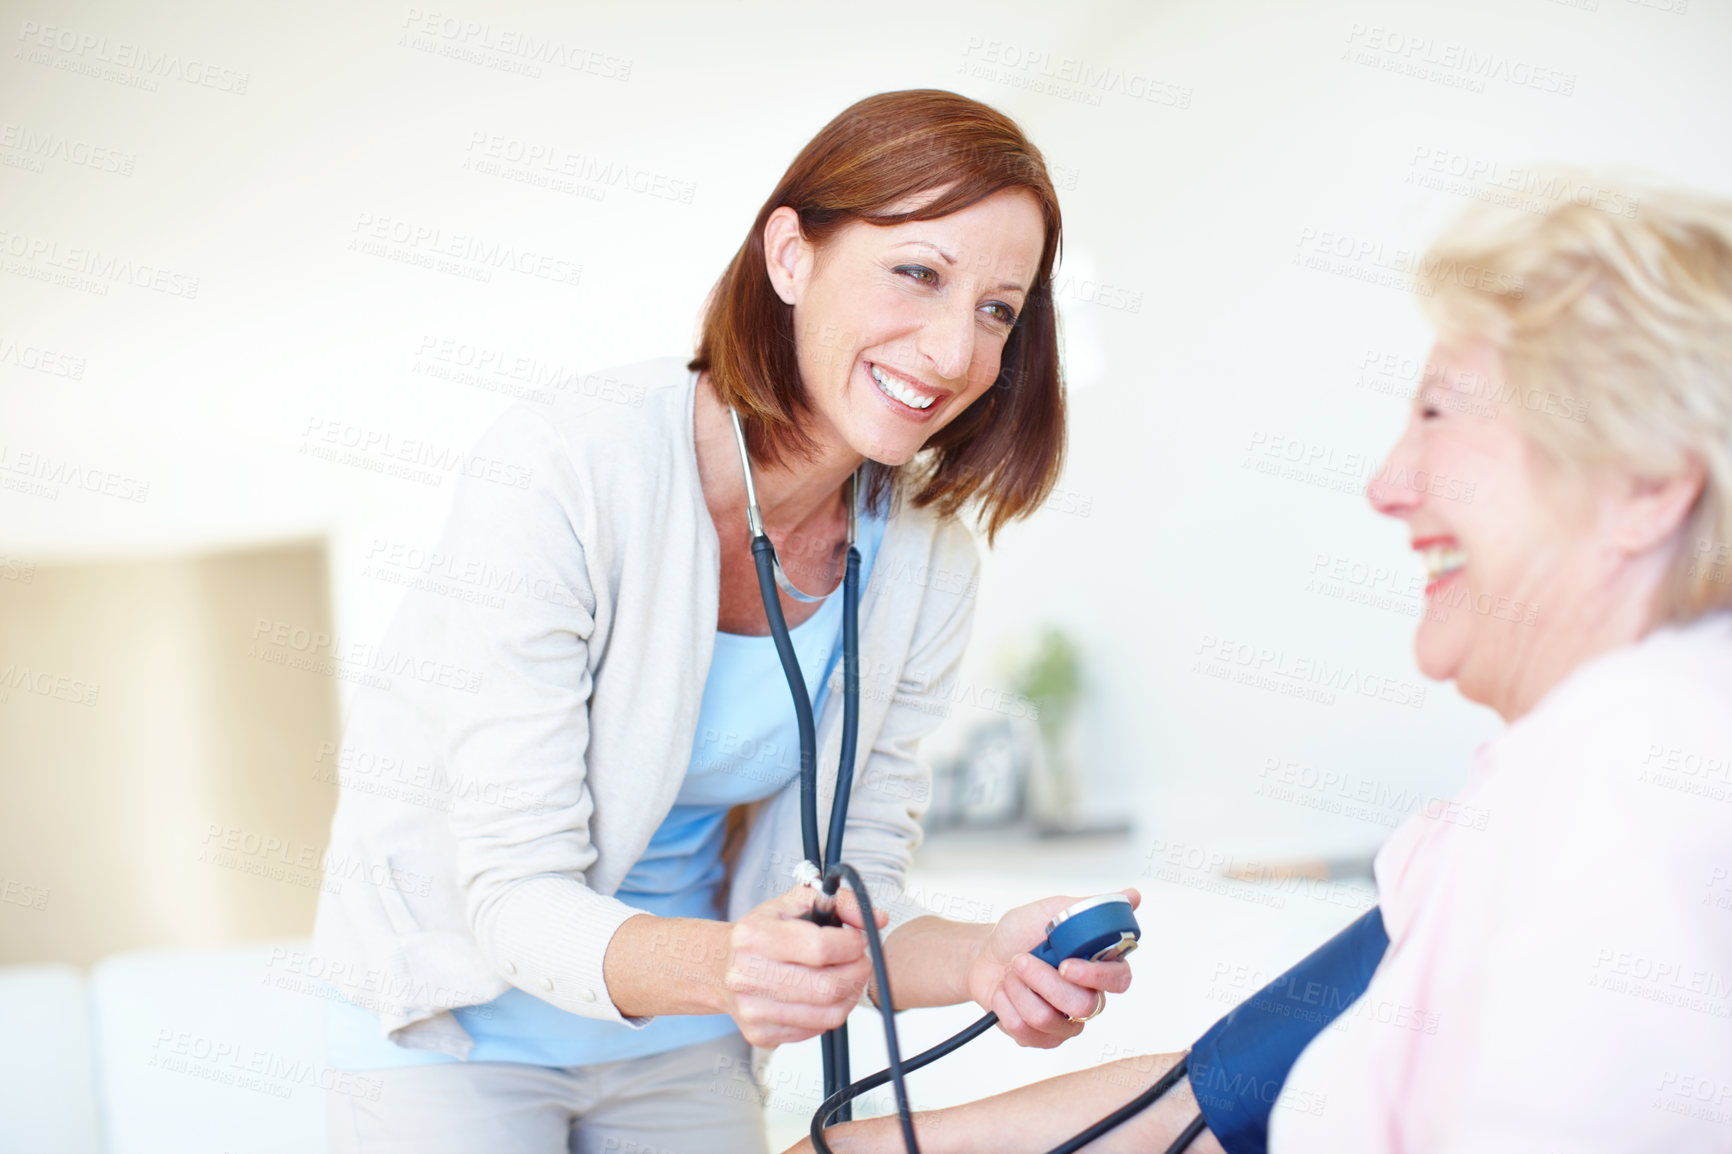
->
<box><xmin>781</xmin><ymin>1052</ymin><xmax>1227</xmax><ymax>1154</ymax></box>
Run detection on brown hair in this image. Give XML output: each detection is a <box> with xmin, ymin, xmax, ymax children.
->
<box><xmin>688</xmin><ymin>89</ymin><xmax>1066</xmax><ymax>543</ymax></box>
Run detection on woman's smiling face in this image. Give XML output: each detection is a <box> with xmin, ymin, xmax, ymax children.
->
<box><xmin>1367</xmin><ymin>339</ymin><xmax>1595</xmax><ymax>708</ymax></box>
<box><xmin>762</xmin><ymin>187</ymin><xmax>1047</xmax><ymax>467</ymax></box>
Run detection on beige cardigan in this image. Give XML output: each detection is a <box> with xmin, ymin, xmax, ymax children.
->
<box><xmin>311</xmin><ymin>356</ymin><xmax>980</xmax><ymax>1057</ymax></box>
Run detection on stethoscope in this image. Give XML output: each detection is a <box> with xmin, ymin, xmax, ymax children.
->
<box><xmin>728</xmin><ymin>409</ymin><xmax>1195</xmax><ymax>1154</ymax></box>
<box><xmin>727</xmin><ymin>406</ymin><xmax>868</xmax><ymax>1125</ymax></box>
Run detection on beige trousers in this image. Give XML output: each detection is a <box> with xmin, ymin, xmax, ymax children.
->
<box><xmin>325</xmin><ymin>1033</ymin><xmax>769</xmax><ymax>1154</ymax></box>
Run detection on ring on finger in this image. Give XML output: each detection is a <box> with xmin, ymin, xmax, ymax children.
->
<box><xmin>1066</xmin><ymin>991</ymin><xmax>1107</xmax><ymax>1024</ymax></box>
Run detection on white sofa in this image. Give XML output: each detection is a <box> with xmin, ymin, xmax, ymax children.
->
<box><xmin>2</xmin><ymin>940</ymin><xmax>327</xmax><ymax>1154</ymax></box>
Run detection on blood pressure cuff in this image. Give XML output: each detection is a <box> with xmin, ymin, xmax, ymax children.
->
<box><xmin>1185</xmin><ymin>906</ymin><xmax>1389</xmax><ymax>1154</ymax></box>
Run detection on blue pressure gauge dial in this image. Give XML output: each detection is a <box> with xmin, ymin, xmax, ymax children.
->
<box><xmin>1030</xmin><ymin>894</ymin><xmax>1141</xmax><ymax>967</ymax></box>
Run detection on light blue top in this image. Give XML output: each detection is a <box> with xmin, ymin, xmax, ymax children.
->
<box><xmin>324</xmin><ymin>498</ymin><xmax>887</xmax><ymax>1068</ymax></box>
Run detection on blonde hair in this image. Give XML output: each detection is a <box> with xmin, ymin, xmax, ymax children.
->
<box><xmin>1416</xmin><ymin>168</ymin><xmax>1732</xmax><ymax>622</ymax></box>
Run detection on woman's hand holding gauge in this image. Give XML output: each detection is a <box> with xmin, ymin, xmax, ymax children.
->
<box><xmin>859</xmin><ymin>891</ymin><xmax>1141</xmax><ymax>1048</ymax></box>
<box><xmin>965</xmin><ymin>891</ymin><xmax>1141</xmax><ymax>1047</ymax></box>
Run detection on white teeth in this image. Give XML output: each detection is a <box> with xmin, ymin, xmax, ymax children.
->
<box><xmin>1418</xmin><ymin>542</ymin><xmax>1467</xmax><ymax>583</ymax></box>
<box><xmin>869</xmin><ymin>364</ymin><xmax>936</xmax><ymax>410</ymax></box>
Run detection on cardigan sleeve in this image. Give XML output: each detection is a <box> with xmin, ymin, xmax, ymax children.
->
<box><xmin>435</xmin><ymin>406</ymin><xmax>652</xmax><ymax>1028</ymax></box>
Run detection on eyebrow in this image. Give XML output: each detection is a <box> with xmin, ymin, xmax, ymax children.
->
<box><xmin>897</xmin><ymin>239</ymin><xmax>1029</xmax><ymax>297</ymax></box>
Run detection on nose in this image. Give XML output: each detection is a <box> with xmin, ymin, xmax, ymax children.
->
<box><xmin>917</xmin><ymin>299</ymin><xmax>976</xmax><ymax>382</ymax></box>
<box><xmin>1367</xmin><ymin>420</ymin><xmax>1423</xmax><ymax>518</ymax></box>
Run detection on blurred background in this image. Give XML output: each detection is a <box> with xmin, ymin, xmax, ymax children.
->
<box><xmin>1</xmin><ymin>0</ymin><xmax>1725</xmax><ymax>1149</ymax></box>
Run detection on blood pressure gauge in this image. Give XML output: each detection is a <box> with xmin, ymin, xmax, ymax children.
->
<box><xmin>1030</xmin><ymin>894</ymin><xmax>1141</xmax><ymax>967</ymax></box>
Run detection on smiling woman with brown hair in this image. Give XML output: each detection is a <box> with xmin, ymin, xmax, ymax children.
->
<box><xmin>692</xmin><ymin>92</ymin><xmax>1066</xmax><ymax>541</ymax></box>
<box><xmin>311</xmin><ymin>89</ymin><xmax>1139</xmax><ymax>1154</ymax></box>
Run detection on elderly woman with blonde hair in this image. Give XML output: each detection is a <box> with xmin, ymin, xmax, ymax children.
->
<box><xmin>789</xmin><ymin>172</ymin><xmax>1732</xmax><ymax>1153</ymax></box>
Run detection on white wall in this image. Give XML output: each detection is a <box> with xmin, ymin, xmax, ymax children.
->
<box><xmin>4</xmin><ymin>0</ymin><xmax>1727</xmax><ymax>864</ymax></box>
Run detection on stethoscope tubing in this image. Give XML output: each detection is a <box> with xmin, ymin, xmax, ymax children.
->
<box><xmin>746</xmin><ymin>533</ymin><xmax>858</xmax><ymax>1116</ymax></box>
<box><xmin>732</xmin><ymin>410</ymin><xmax>1195</xmax><ymax>1154</ymax></box>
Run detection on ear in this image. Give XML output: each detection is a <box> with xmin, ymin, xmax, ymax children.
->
<box><xmin>762</xmin><ymin>206</ymin><xmax>812</xmax><ymax>307</ymax></box>
<box><xmin>1610</xmin><ymin>457</ymin><xmax>1707</xmax><ymax>557</ymax></box>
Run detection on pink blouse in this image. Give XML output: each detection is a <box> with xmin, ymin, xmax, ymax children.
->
<box><xmin>1270</xmin><ymin>611</ymin><xmax>1732</xmax><ymax>1153</ymax></box>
